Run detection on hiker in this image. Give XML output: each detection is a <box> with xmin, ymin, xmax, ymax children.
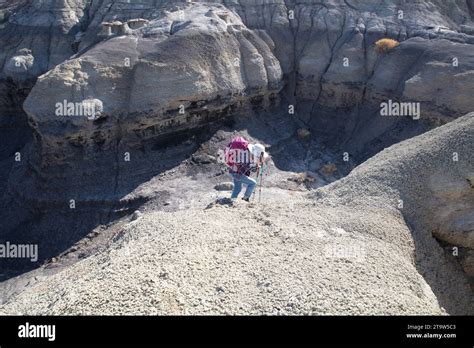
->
<box><xmin>224</xmin><ymin>137</ymin><xmax>268</xmax><ymax>202</ymax></box>
<box><xmin>248</xmin><ymin>143</ymin><xmax>270</xmax><ymax>202</ymax></box>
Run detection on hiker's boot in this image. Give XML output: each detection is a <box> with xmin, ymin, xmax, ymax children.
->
<box><xmin>242</xmin><ymin>197</ymin><xmax>250</xmax><ymax>202</ymax></box>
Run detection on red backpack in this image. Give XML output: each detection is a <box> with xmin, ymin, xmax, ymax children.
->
<box><xmin>224</xmin><ymin>136</ymin><xmax>249</xmax><ymax>173</ymax></box>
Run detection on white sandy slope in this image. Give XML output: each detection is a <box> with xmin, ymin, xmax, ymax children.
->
<box><xmin>0</xmin><ymin>114</ymin><xmax>473</xmax><ymax>315</ymax></box>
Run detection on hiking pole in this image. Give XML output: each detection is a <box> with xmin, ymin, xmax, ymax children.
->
<box><xmin>258</xmin><ymin>162</ymin><xmax>267</xmax><ymax>203</ymax></box>
<box><xmin>252</xmin><ymin>153</ymin><xmax>264</xmax><ymax>203</ymax></box>
<box><xmin>257</xmin><ymin>153</ymin><xmax>266</xmax><ymax>203</ymax></box>
<box><xmin>252</xmin><ymin>164</ymin><xmax>260</xmax><ymax>202</ymax></box>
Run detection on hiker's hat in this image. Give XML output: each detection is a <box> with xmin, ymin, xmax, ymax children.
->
<box><xmin>248</xmin><ymin>143</ymin><xmax>268</xmax><ymax>161</ymax></box>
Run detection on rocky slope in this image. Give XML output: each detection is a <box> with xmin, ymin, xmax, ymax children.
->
<box><xmin>1</xmin><ymin>113</ymin><xmax>472</xmax><ymax>315</ymax></box>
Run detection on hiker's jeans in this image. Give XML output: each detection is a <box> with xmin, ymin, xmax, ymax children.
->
<box><xmin>230</xmin><ymin>173</ymin><xmax>256</xmax><ymax>199</ymax></box>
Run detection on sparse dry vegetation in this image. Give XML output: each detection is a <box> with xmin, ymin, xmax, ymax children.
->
<box><xmin>322</xmin><ymin>163</ymin><xmax>338</xmax><ymax>176</ymax></box>
<box><xmin>375</xmin><ymin>38</ymin><xmax>400</xmax><ymax>53</ymax></box>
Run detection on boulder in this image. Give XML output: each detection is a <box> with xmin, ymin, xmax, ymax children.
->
<box><xmin>214</xmin><ymin>182</ymin><xmax>234</xmax><ymax>191</ymax></box>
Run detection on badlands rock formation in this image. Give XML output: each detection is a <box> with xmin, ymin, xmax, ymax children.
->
<box><xmin>0</xmin><ymin>0</ymin><xmax>473</xmax><ymax>314</ymax></box>
<box><xmin>1</xmin><ymin>113</ymin><xmax>472</xmax><ymax>315</ymax></box>
<box><xmin>2</xmin><ymin>0</ymin><xmax>473</xmax><ymax>200</ymax></box>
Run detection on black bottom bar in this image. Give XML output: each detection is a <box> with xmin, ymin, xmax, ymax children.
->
<box><xmin>0</xmin><ymin>316</ymin><xmax>472</xmax><ymax>346</ymax></box>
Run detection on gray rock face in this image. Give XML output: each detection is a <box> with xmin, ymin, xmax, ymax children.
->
<box><xmin>0</xmin><ymin>0</ymin><xmax>89</xmax><ymax>84</ymax></box>
<box><xmin>0</xmin><ymin>0</ymin><xmax>472</xmax><ymax>180</ymax></box>
<box><xmin>221</xmin><ymin>0</ymin><xmax>474</xmax><ymax>114</ymax></box>
<box><xmin>315</xmin><ymin>113</ymin><xmax>474</xmax><ymax>297</ymax></box>
<box><xmin>22</xmin><ymin>3</ymin><xmax>282</xmax><ymax>171</ymax></box>
<box><xmin>0</xmin><ymin>0</ymin><xmax>93</xmax><ymax>192</ymax></box>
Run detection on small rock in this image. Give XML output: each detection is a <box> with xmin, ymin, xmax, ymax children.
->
<box><xmin>159</xmin><ymin>272</ymin><xmax>169</xmax><ymax>279</ymax></box>
<box><xmin>131</xmin><ymin>210</ymin><xmax>142</xmax><ymax>221</ymax></box>
<box><xmin>306</xmin><ymin>171</ymin><xmax>318</xmax><ymax>180</ymax></box>
<box><xmin>217</xmin><ymin>197</ymin><xmax>234</xmax><ymax>206</ymax></box>
<box><xmin>466</xmin><ymin>174</ymin><xmax>474</xmax><ymax>188</ymax></box>
<box><xmin>127</xmin><ymin>18</ymin><xmax>149</xmax><ymax>29</ymax></box>
<box><xmin>192</xmin><ymin>153</ymin><xmax>215</xmax><ymax>164</ymax></box>
<box><xmin>214</xmin><ymin>182</ymin><xmax>234</xmax><ymax>191</ymax></box>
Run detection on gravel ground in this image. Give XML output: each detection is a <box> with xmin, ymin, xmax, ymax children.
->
<box><xmin>0</xmin><ymin>201</ymin><xmax>442</xmax><ymax>315</ymax></box>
